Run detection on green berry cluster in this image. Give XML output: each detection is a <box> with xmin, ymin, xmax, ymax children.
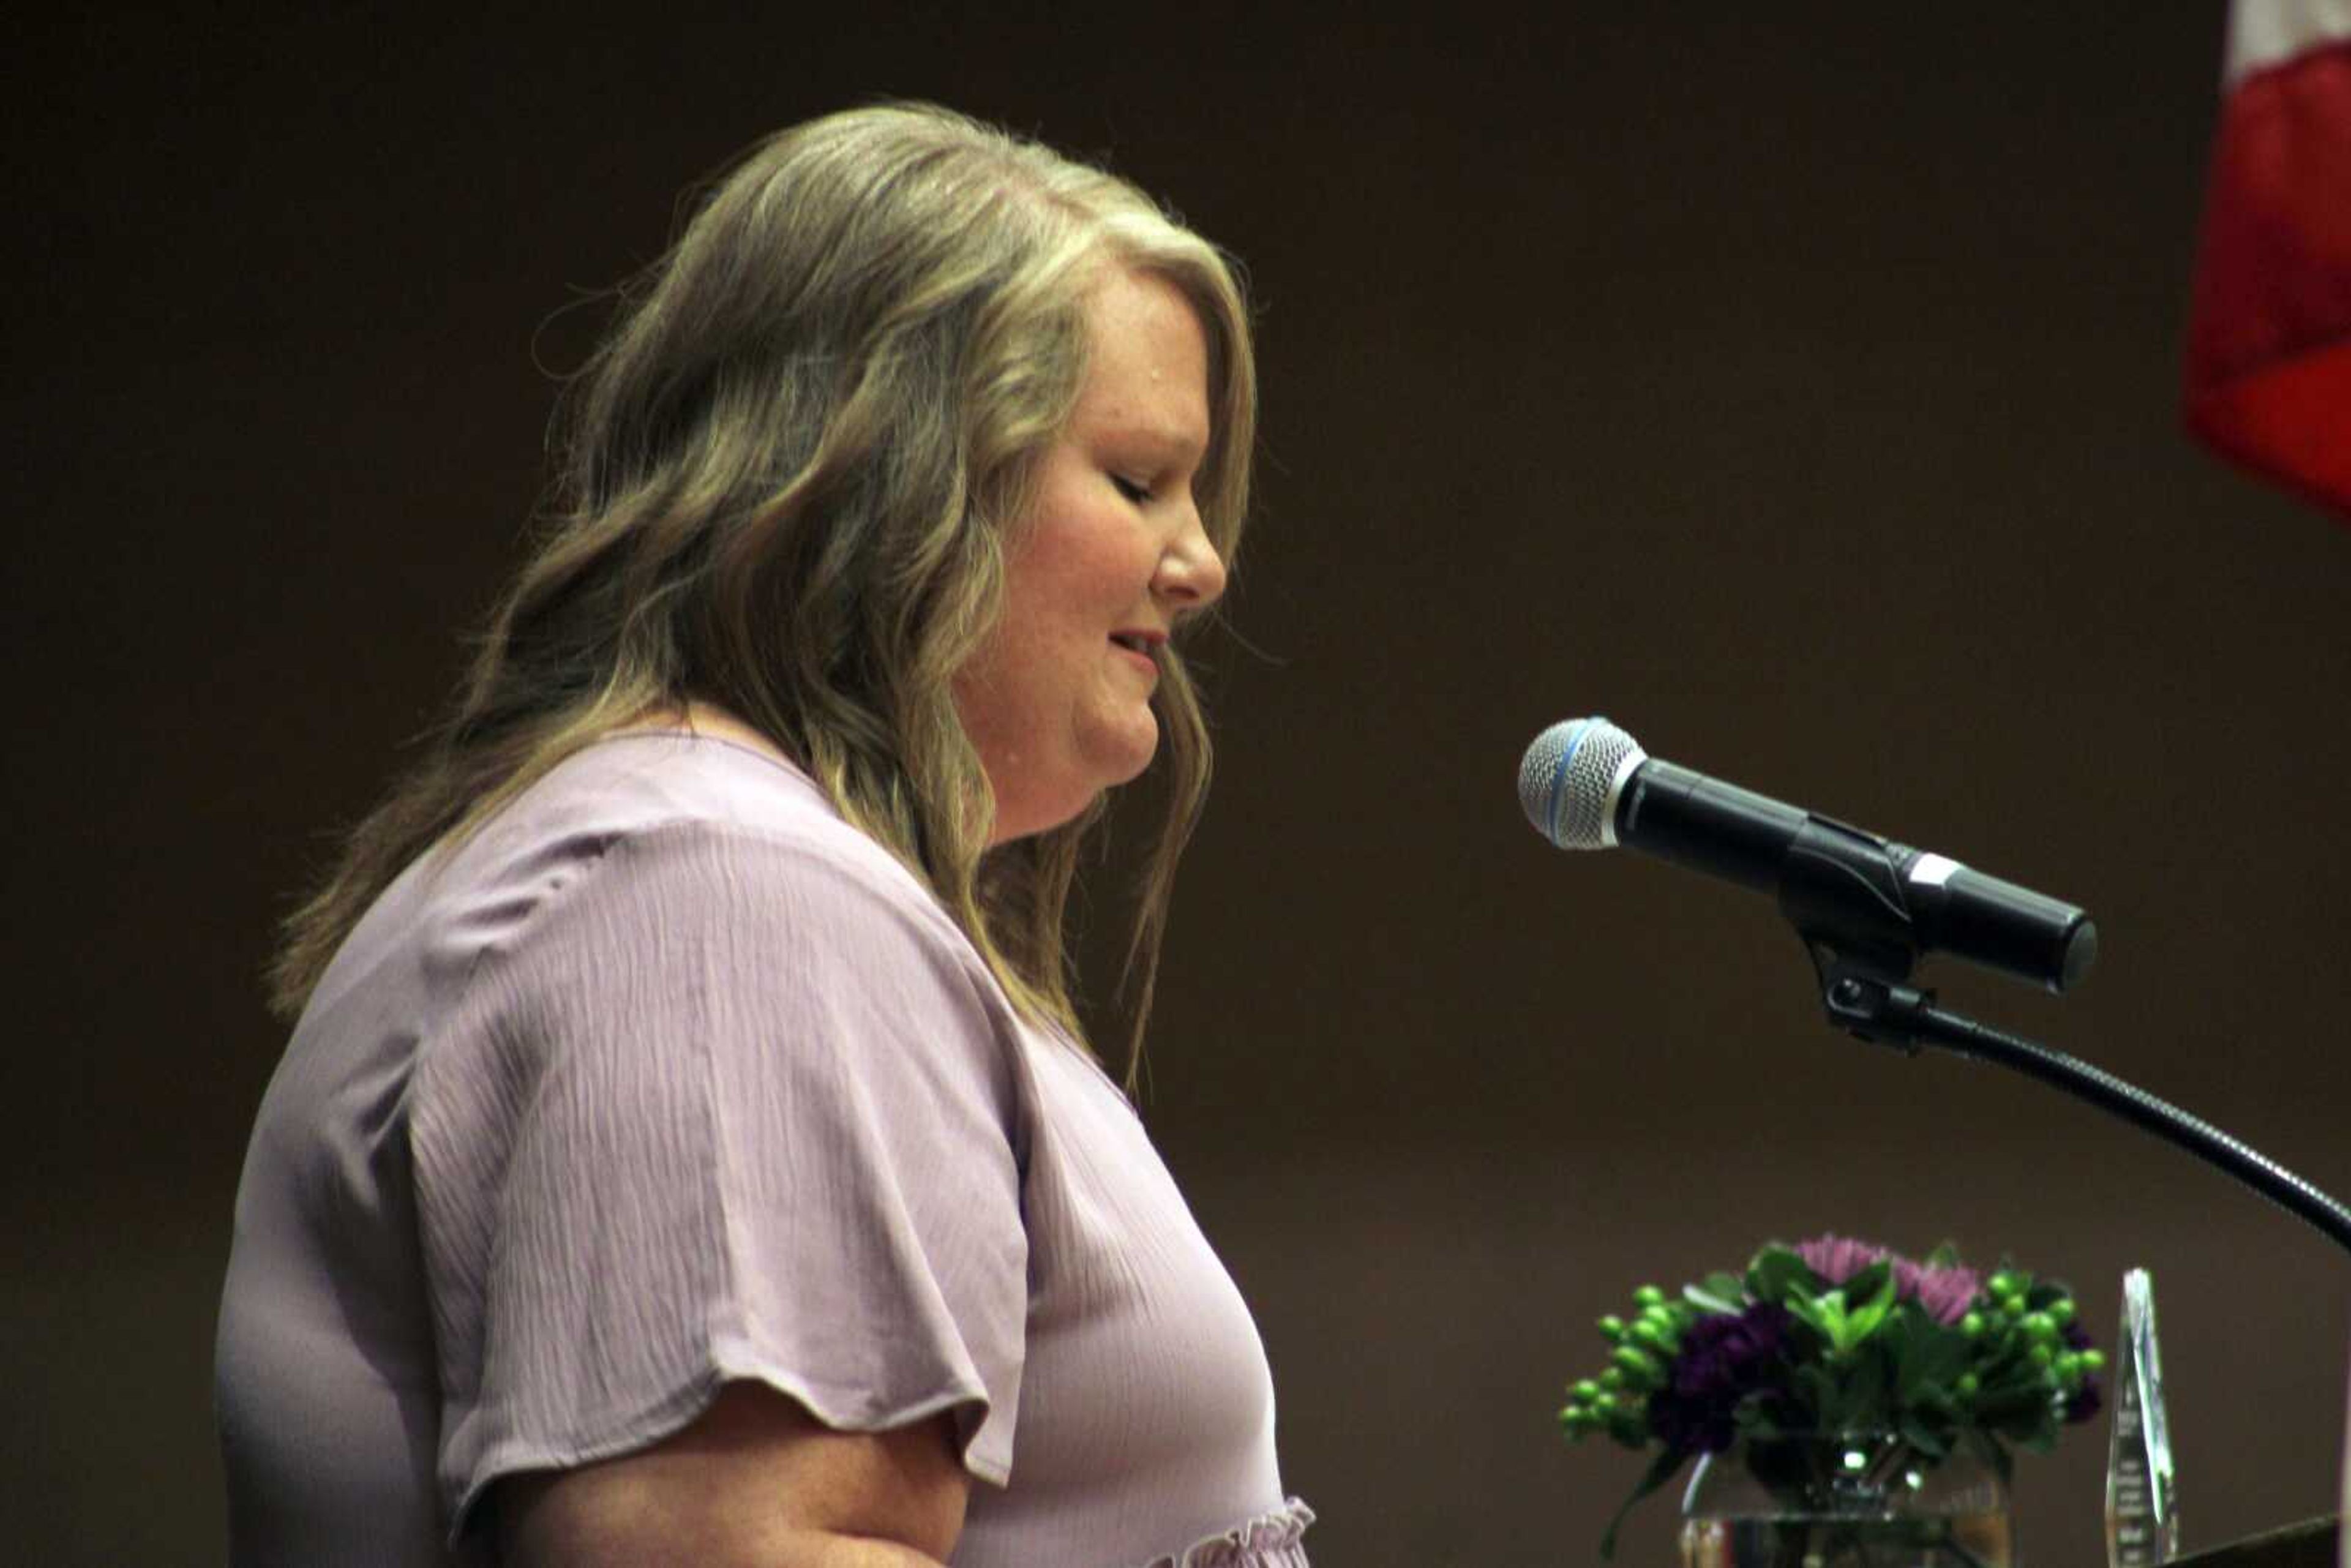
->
<box><xmin>1951</xmin><ymin>1268</ymin><xmax>2104</xmax><ymax>1446</ymax></box>
<box><xmin>1559</xmin><ymin>1284</ymin><xmax>1689</xmax><ymax>1448</ymax></box>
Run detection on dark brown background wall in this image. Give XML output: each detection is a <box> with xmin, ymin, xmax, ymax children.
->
<box><xmin>10</xmin><ymin>8</ymin><xmax>2348</xmax><ymax>1565</ymax></box>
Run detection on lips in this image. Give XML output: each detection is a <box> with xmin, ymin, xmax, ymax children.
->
<box><xmin>1109</xmin><ymin>631</ymin><xmax>1162</xmax><ymax>674</ymax></box>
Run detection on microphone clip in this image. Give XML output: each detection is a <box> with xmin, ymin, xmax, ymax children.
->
<box><xmin>1808</xmin><ymin>951</ymin><xmax>1937</xmax><ymax>1054</ymax></box>
<box><xmin>1779</xmin><ymin>812</ymin><xmax>1941</xmax><ymax>1049</ymax></box>
<box><xmin>1776</xmin><ymin>815</ymin><xmax>1927</xmax><ymax>983</ymax></box>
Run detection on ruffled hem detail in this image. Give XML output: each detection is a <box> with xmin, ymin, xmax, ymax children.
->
<box><xmin>1138</xmin><ymin>1498</ymin><xmax>1316</xmax><ymax>1568</ymax></box>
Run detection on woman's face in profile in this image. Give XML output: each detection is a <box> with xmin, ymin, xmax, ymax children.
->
<box><xmin>953</xmin><ymin>267</ymin><xmax>1227</xmax><ymax>845</ymax></box>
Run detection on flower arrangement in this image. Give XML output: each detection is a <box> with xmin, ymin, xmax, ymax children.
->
<box><xmin>1559</xmin><ymin>1235</ymin><xmax>2103</xmax><ymax>1559</ymax></box>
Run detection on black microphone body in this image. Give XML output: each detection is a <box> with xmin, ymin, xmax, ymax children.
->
<box><xmin>1614</xmin><ymin>759</ymin><xmax>1802</xmax><ymax>894</ymax></box>
<box><xmin>1521</xmin><ymin>721</ymin><xmax>2098</xmax><ymax>994</ymax></box>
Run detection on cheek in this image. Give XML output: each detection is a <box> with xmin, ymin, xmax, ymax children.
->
<box><xmin>1006</xmin><ymin>508</ymin><xmax>1151</xmax><ymax>637</ymax></box>
<box><xmin>1063</xmin><ymin>519</ymin><xmax>1160</xmax><ymax>613</ymax></box>
<box><xmin>954</xmin><ymin>563</ymin><xmax>1094</xmax><ymax>743</ymax></box>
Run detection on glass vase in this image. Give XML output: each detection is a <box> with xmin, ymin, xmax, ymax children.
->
<box><xmin>1678</xmin><ymin>1431</ymin><xmax>2014</xmax><ymax>1568</ymax></box>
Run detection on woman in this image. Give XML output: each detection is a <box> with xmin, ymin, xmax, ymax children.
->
<box><xmin>215</xmin><ymin>103</ymin><xmax>1312</xmax><ymax>1567</ymax></box>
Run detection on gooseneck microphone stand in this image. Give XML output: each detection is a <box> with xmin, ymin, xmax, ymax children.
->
<box><xmin>1802</xmin><ymin>941</ymin><xmax>2351</xmax><ymax>1258</ymax></box>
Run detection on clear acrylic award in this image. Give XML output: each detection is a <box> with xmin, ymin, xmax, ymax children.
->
<box><xmin>2106</xmin><ymin>1268</ymin><xmax>2180</xmax><ymax>1567</ymax></box>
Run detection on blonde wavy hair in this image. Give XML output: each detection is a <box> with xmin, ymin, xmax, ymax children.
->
<box><xmin>268</xmin><ymin>102</ymin><xmax>1256</xmax><ymax>1078</ymax></box>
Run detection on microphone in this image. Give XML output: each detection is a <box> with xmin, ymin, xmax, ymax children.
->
<box><xmin>1517</xmin><ymin>717</ymin><xmax>2097</xmax><ymax>994</ymax></box>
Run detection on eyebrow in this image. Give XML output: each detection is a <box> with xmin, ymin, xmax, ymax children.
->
<box><xmin>1101</xmin><ymin>415</ymin><xmax>1208</xmax><ymax>464</ymax></box>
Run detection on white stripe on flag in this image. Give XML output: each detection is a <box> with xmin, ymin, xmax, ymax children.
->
<box><xmin>2225</xmin><ymin>0</ymin><xmax>2351</xmax><ymax>87</ymax></box>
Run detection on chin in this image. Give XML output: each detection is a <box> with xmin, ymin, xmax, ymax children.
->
<box><xmin>1097</xmin><ymin>727</ymin><xmax>1160</xmax><ymax>789</ymax></box>
<box><xmin>988</xmin><ymin>720</ymin><xmax>1161</xmax><ymax>844</ymax></box>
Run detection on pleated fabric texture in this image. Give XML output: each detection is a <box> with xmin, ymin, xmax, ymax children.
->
<box><xmin>216</xmin><ymin>733</ymin><xmax>1309</xmax><ymax>1567</ymax></box>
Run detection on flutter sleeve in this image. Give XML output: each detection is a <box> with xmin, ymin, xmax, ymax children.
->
<box><xmin>410</xmin><ymin>819</ymin><xmax>1031</xmax><ymax>1540</ymax></box>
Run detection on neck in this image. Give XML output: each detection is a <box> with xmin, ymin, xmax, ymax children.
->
<box><xmin>615</xmin><ymin>699</ymin><xmax>796</xmax><ymax>768</ymax></box>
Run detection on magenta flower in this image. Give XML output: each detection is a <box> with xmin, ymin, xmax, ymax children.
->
<box><xmin>1795</xmin><ymin>1234</ymin><xmax>1982</xmax><ymax>1327</ymax></box>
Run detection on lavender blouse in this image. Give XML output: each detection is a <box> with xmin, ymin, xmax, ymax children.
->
<box><xmin>215</xmin><ymin>733</ymin><xmax>1311</xmax><ymax>1566</ymax></box>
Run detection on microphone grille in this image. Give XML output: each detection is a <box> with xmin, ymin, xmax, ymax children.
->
<box><xmin>1517</xmin><ymin>717</ymin><xmax>1644</xmax><ymax>849</ymax></box>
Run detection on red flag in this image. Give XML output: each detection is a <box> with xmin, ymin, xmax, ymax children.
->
<box><xmin>2182</xmin><ymin>1</ymin><xmax>2351</xmax><ymax>523</ymax></box>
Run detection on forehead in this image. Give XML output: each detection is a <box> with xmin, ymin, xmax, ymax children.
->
<box><xmin>1070</xmin><ymin>268</ymin><xmax>1210</xmax><ymax>454</ymax></box>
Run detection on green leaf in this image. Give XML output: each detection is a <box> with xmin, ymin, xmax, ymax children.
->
<box><xmin>1788</xmin><ymin>1363</ymin><xmax>1836</xmax><ymax>1428</ymax></box>
<box><xmin>1888</xmin><ymin>1314</ymin><xmax>1972</xmax><ymax>1405</ymax></box>
<box><xmin>1747</xmin><ymin>1245</ymin><xmax>1822</xmax><ymax>1307</ymax></box>
<box><xmin>1840</xmin><ymin>1260</ymin><xmax>1892</xmax><ymax>1306</ymax></box>
<box><xmin>1900</xmin><ymin>1416</ymin><xmax>1951</xmax><ymax>1460</ymax></box>
<box><xmin>1840</xmin><ymin>1269</ymin><xmax>1899</xmax><ymax>1349</ymax></box>
<box><xmin>1598</xmin><ymin>1446</ymin><xmax>1692</xmax><ymax>1562</ymax></box>
<box><xmin>1826</xmin><ymin>1347</ymin><xmax>1888</xmax><ymax>1430</ymax></box>
<box><xmin>1685</xmin><ymin>1272</ymin><xmax>1747</xmax><ymax>1315</ymax></box>
<box><xmin>1777</xmin><ymin>1309</ymin><xmax>1830</xmax><ymax>1359</ymax></box>
<box><xmin>2015</xmin><ymin>1423</ymin><xmax>2060</xmax><ymax>1454</ymax></box>
<box><xmin>1785</xmin><ymin>1290</ymin><xmax>1842</xmax><ymax>1346</ymax></box>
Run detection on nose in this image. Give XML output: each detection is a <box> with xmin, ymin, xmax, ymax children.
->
<box><xmin>1153</xmin><ymin>506</ymin><xmax>1228</xmax><ymax>617</ymax></box>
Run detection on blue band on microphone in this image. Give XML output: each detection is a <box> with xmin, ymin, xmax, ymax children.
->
<box><xmin>1547</xmin><ymin>718</ymin><xmax>1591</xmax><ymax>846</ymax></box>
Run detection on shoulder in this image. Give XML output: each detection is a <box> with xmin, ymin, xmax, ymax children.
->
<box><xmin>411</xmin><ymin>734</ymin><xmax>1033</xmax><ymax>1152</ymax></box>
<box><xmin>440</xmin><ymin>734</ymin><xmax>983</xmax><ymax>987</ymax></box>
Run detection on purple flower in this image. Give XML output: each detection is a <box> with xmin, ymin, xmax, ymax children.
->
<box><xmin>1652</xmin><ymin>1302</ymin><xmax>1793</xmax><ymax>1455</ymax></box>
<box><xmin>1795</xmin><ymin>1234</ymin><xmax>1982</xmax><ymax>1327</ymax></box>
<box><xmin>2061</xmin><ymin>1320</ymin><xmax>2104</xmax><ymax>1424</ymax></box>
<box><xmin>1796</xmin><ymin>1234</ymin><xmax>1888</xmax><ymax>1287</ymax></box>
<box><xmin>1909</xmin><ymin>1262</ymin><xmax>1984</xmax><ymax>1326</ymax></box>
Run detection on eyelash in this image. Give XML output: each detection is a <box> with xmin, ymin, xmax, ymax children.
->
<box><xmin>1111</xmin><ymin>475</ymin><xmax>1153</xmax><ymax>505</ymax></box>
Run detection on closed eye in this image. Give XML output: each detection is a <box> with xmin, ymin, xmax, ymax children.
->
<box><xmin>1111</xmin><ymin>474</ymin><xmax>1153</xmax><ymax>505</ymax></box>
